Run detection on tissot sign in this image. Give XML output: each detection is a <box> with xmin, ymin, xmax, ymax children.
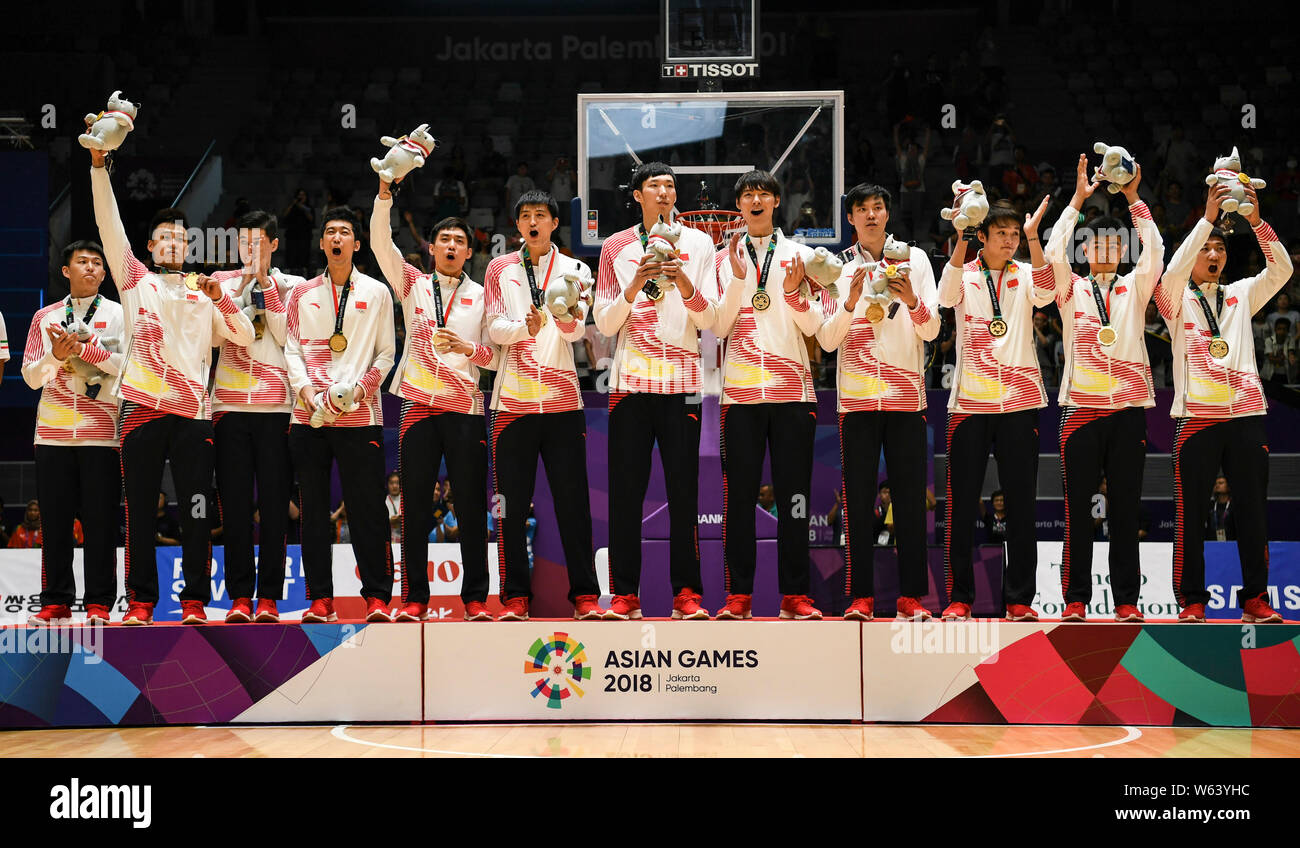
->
<box><xmin>662</xmin><ymin>62</ymin><xmax>760</xmax><ymax>78</ymax></box>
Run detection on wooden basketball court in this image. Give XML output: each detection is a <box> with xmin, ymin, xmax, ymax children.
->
<box><xmin>3</xmin><ymin>723</ymin><xmax>1298</xmax><ymax>758</ymax></box>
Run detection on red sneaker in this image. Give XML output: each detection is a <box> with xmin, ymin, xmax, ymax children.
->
<box><xmin>1178</xmin><ymin>603</ymin><xmax>1206</xmax><ymax>623</ymax></box>
<box><xmin>1005</xmin><ymin>604</ymin><xmax>1039</xmax><ymax>622</ymax></box>
<box><xmin>843</xmin><ymin>597</ymin><xmax>874</xmax><ymax>621</ymax></box>
<box><xmin>573</xmin><ymin>595</ymin><xmax>605</xmax><ymax>620</ymax></box>
<box><xmin>122</xmin><ymin>602</ymin><xmax>154</xmax><ymax>625</ymax></box>
<box><xmin>1114</xmin><ymin>604</ymin><xmax>1144</xmax><ymax>623</ymax></box>
<box><xmin>671</xmin><ymin>589</ymin><xmax>709</xmax><ymax>620</ymax></box>
<box><xmin>395</xmin><ymin>602</ymin><xmax>428</xmax><ymax>622</ymax></box>
<box><xmin>1062</xmin><ymin>602</ymin><xmax>1087</xmax><ymax>622</ymax></box>
<box><xmin>254</xmin><ymin>599</ymin><xmax>280</xmax><ymax>623</ymax></box>
<box><xmin>225</xmin><ymin>598</ymin><xmax>254</xmax><ymax>623</ymax></box>
<box><xmin>498</xmin><ymin>597</ymin><xmax>529</xmax><ymax>621</ymax></box>
<box><xmin>464</xmin><ymin>601</ymin><xmax>492</xmax><ymax>621</ymax></box>
<box><xmin>1242</xmin><ymin>594</ymin><xmax>1283</xmax><ymax>623</ymax></box>
<box><xmin>941</xmin><ymin>602</ymin><xmax>971</xmax><ymax>621</ymax></box>
<box><xmin>604</xmin><ymin>594</ymin><xmax>642</xmax><ymax>620</ymax></box>
<box><xmin>301</xmin><ymin>598</ymin><xmax>337</xmax><ymax>623</ymax></box>
<box><xmin>84</xmin><ymin>604</ymin><xmax>112</xmax><ymax>624</ymax></box>
<box><xmin>715</xmin><ymin>594</ymin><xmax>753</xmax><ymax>620</ymax></box>
<box><xmin>28</xmin><ymin>605</ymin><xmax>72</xmax><ymax>626</ymax></box>
<box><xmin>181</xmin><ymin>600</ymin><xmax>208</xmax><ymax>625</ymax></box>
<box><xmin>896</xmin><ymin>596</ymin><xmax>933</xmax><ymax>621</ymax></box>
<box><xmin>779</xmin><ymin>595</ymin><xmax>822</xmax><ymax>620</ymax></box>
<box><xmin>365</xmin><ymin>598</ymin><xmax>394</xmax><ymax>622</ymax></box>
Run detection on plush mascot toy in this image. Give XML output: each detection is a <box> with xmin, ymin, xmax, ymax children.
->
<box><xmin>310</xmin><ymin>383</ymin><xmax>361</xmax><ymax>428</ymax></box>
<box><xmin>62</xmin><ymin>319</ymin><xmax>119</xmax><ymax>400</ymax></box>
<box><xmin>860</xmin><ymin>235</ymin><xmax>914</xmax><ymax>321</ymax></box>
<box><xmin>642</xmin><ymin>215</ymin><xmax>683</xmax><ymax>297</ymax></box>
<box><xmin>545</xmin><ymin>272</ymin><xmax>591</xmax><ymax>324</ymax></box>
<box><xmin>78</xmin><ymin>91</ymin><xmax>138</xmax><ymax>151</ymax></box>
<box><xmin>370</xmin><ymin>123</ymin><xmax>438</xmax><ymax>184</ymax></box>
<box><xmin>940</xmin><ymin>180</ymin><xmax>989</xmax><ymax>231</ymax></box>
<box><xmin>801</xmin><ymin>246</ymin><xmax>844</xmax><ymax>300</ymax></box>
<box><xmin>1205</xmin><ymin>146</ymin><xmax>1267</xmax><ymax>216</ymax></box>
<box><xmin>1092</xmin><ymin>141</ymin><xmax>1138</xmax><ymax>193</ymax></box>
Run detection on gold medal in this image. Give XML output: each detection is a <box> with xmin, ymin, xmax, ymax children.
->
<box><xmin>1208</xmin><ymin>337</ymin><xmax>1230</xmax><ymax>359</ymax></box>
<box><xmin>644</xmin><ymin>281</ymin><xmax>664</xmax><ymax>302</ymax></box>
<box><xmin>252</xmin><ymin>314</ymin><xmax>265</xmax><ymax>340</ymax></box>
<box><xmin>183</xmin><ymin>272</ymin><xmax>200</xmax><ymax>291</ymax></box>
<box><xmin>62</xmin><ymin>359</ymin><xmax>76</xmax><ymax>373</ymax></box>
<box><xmin>1097</xmin><ymin>326</ymin><xmax>1117</xmax><ymax>346</ymax></box>
<box><xmin>752</xmin><ymin>291</ymin><xmax>771</xmax><ymax>311</ymax></box>
<box><xmin>989</xmin><ymin>318</ymin><xmax>1008</xmax><ymax>337</ymax></box>
<box><xmin>865</xmin><ymin>303</ymin><xmax>885</xmax><ymax>322</ymax></box>
<box><xmin>328</xmin><ymin>332</ymin><xmax>348</xmax><ymax>353</ymax></box>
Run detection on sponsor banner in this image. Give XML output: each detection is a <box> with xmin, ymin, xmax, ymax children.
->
<box><xmin>1205</xmin><ymin>542</ymin><xmax>1300</xmax><ymax>618</ymax></box>
<box><xmin>0</xmin><ymin>544</ymin><xmax>497</xmax><ymax>624</ymax></box>
<box><xmin>660</xmin><ymin>61</ymin><xmax>759</xmax><ymax>78</ymax></box>
<box><xmin>424</xmin><ymin>620</ymin><xmax>861</xmax><ymax>721</ymax></box>
<box><xmin>1032</xmin><ymin>541</ymin><xmax>1178</xmax><ymax>619</ymax></box>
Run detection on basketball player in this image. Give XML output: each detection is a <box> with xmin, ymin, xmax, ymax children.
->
<box><xmin>593</xmin><ymin>162</ymin><xmax>717</xmax><ymax>621</ymax></box>
<box><xmin>1045</xmin><ymin>156</ymin><xmax>1163</xmax><ymax>622</ymax></box>
<box><xmin>22</xmin><ymin>241</ymin><xmax>125</xmax><ymax>625</ymax></box>
<box><xmin>90</xmin><ymin>146</ymin><xmax>254</xmax><ymax>625</ymax></box>
<box><xmin>284</xmin><ymin>207</ymin><xmax>396</xmax><ymax>623</ymax></box>
<box><xmin>714</xmin><ymin>170</ymin><xmax>824</xmax><ymax>620</ymax></box>
<box><xmin>1156</xmin><ymin>181</ymin><xmax>1291</xmax><ymax>623</ymax></box>
<box><xmin>938</xmin><ymin>198</ymin><xmax>1055</xmax><ymax>621</ymax></box>
<box><xmin>817</xmin><ymin>184</ymin><xmax>940</xmax><ymax>621</ymax></box>
<box><xmin>484</xmin><ymin>190</ymin><xmax>603</xmax><ymax>621</ymax></box>
<box><xmin>207</xmin><ymin>211</ymin><xmax>303</xmax><ymax>624</ymax></box>
<box><xmin>372</xmin><ymin>178</ymin><xmax>496</xmax><ymax>622</ymax></box>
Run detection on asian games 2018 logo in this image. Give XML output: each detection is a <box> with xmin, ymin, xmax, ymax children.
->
<box><xmin>525</xmin><ymin>632</ymin><xmax>591</xmax><ymax>709</ymax></box>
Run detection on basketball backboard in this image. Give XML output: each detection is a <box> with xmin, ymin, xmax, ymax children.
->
<box><xmin>575</xmin><ymin>90</ymin><xmax>844</xmax><ymax>254</ymax></box>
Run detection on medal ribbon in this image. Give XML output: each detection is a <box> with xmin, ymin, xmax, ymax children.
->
<box><xmin>520</xmin><ymin>245</ymin><xmax>557</xmax><ymax>309</ymax></box>
<box><xmin>744</xmin><ymin>232</ymin><xmax>778</xmax><ymax>295</ymax></box>
<box><xmin>978</xmin><ymin>254</ymin><xmax>1009</xmax><ymax>322</ymax></box>
<box><xmin>64</xmin><ymin>294</ymin><xmax>102</xmax><ymax>329</ymax></box>
<box><xmin>1088</xmin><ymin>275</ymin><xmax>1114</xmax><ymax>329</ymax></box>
<box><xmin>330</xmin><ymin>271</ymin><xmax>353</xmax><ymax>341</ymax></box>
<box><xmin>636</xmin><ymin>224</ymin><xmax>663</xmax><ymax>299</ymax></box>
<box><xmin>1188</xmin><ymin>281</ymin><xmax>1225</xmax><ymax>346</ymax></box>
<box><xmin>432</xmin><ymin>272</ymin><xmax>465</xmax><ymax>329</ymax></box>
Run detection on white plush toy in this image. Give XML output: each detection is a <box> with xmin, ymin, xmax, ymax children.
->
<box><xmin>800</xmin><ymin>246</ymin><xmax>843</xmax><ymax>300</ymax></box>
<box><xmin>1205</xmin><ymin>146</ymin><xmax>1267</xmax><ymax>216</ymax></box>
<box><xmin>310</xmin><ymin>383</ymin><xmax>361</xmax><ymax>429</ymax></box>
<box><xmin>78</xmin><ymin>91</ymin><xmax>138</xmax><ymax>151</ymax></box>
<box><xmin>1092</xmin><ymin>141</ymin><xmax>1138</xmax><ymax>193</ymax></box>
<box><xmin>860</xmin><ymin>235</ymin><xmax>913</xmax><ymax>318</ymax></box>
<box><xmin>63</xmin><ymin>319</ymin><xmax>118</xmax><ymax>399</ymax></box>
<box><xmin>370</xmin><ymin>123</ymin><xmax>438</xmax><ymax>184</ymax></box>
<box><xmin>545</xmin><ymin>272</ymin><xmax>591</xmax><ymax>323</ymax></box>
<box><xmin>940</xmin><ymin>180</ymin><xmax>989</xmax><ymax>231</ymax></box>
<box><xmin>643</xmin><ymin>215</ymin><xmax>683</xmax><ymax>290</ymax></box>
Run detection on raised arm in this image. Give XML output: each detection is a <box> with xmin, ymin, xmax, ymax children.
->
<box><xmin>371</xmin><ymin>181</ymin><xmax>421</xmax><ymax>301</ymax></box>
<box><xmin>1120</xmin><ymin>165</ymin><xmax>1165</xmax><ymax>305</ymax></box>
<box><xmin>89</xmin><ymin>164</ymin><xmax>148</xmax><ymax>293</ymax></box>
<box><xmin>712</xmin><ymin>234</ymin><xmax>747</xmax><ymax>338</ymax></box>
<box><xmin>1023</xmin><ymin>196</ymin><xmax>1055</xmax><ymax>307</ymax></box>
<box><xmin>1157</xmin><ymin>185</ymin><xmax>1225</xmax><ymax>322</ymax></box>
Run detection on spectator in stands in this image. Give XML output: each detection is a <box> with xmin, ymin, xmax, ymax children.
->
<box><xmin>155</xmin><ymin>493</ymin><xmax>180</xmax><ymax>547</ymax></box>
<box><xmin>1002</xmin><ymin>145</ymin><xmax>1038</xmax><ymax>202</ymax></box>
<box><xmin>1266</xmin><ymin>291</ymin><xmax>1300</xmax><ymax>338</ymax></box>
<box><xmin>758</xmin><ymin>484</ymin><xmax>777</xmax><ymax>518</ymax></box>
<box><xmin>1092</xmin><ymin>477</ymin><xmax>1109</xmax><ymax>542</ymax></box>
<box><xmin>0</xmin><ymin>497</ymin><xmax>9</xmax><ymax>547</ymax></box>
<box><xmin>872</xmin><ymin>481</ymin><xmax>894</xmax><ymax>546</ymax></box>
<box><xmin>432</xmin><ymin>167</ymin><xmax>468</xmax><ymax>221</ymax></box>
<box><xmin>7</xmin><ymin>500</ymin><xmax>42</xmax><ymax>549</ymax></box>
<box><xmin>504</xmin><ymin>162</ymin><xmax>535</xmax><ymax>217</ymax></box>
<box><xmin>1263</xmin><ymin>317</ymin><xmax>1298</xmax><ymax>383</ymax></box>
<box><xmin>1205</xmin><ymin>476</ymin><xmax>1235</xmax><ymax>542</ymax></box>
<box><xmin>436</xmin><ymin>493</ymin><xmax>459</xmax><ymax>543</ymax></box>
<box><xmin>785</xmin><ymin>170</ymin><xmax>816</xmax><ymax>232</ymax></box>
<box><xmin>1033</xmin><ymin>309</ymin><xmax>1060</xmax><ymax>386</ymax></box>
<box><xmin>983</xmin><ymin>115</ymin><xmax>1016</xmax><ymax>191</ymax></box>
<box><xmin>1155</xmin><ymin>124</ymin><xmax>1197</xmax><ymax>193</ymax></box>
<box><xmin>929</xmin><ymin>307</ymin><xmax>956</xmax><ymax>387</ymax></box>
<box><xmin>385</xmin><ymin>471</ymin><xmax>402</xmax><ymax>543</ymax></box>
<box><xmin>851</xmin><ymin>136</ymin><xmax>877</xmax><ymax>184</ymax></box>
<box><xmin>282</xmin><ymin>189</ymin><xmax>315</xmax><ymax>274</ymax></box>
<box><xmin>893</xmin><ymin>121</ymin><xmax>930</xmax><ymax>241</ymax></box>
<box><xmin>827</xmin><ymin>488</ymin><xmax>842</xmax><ymax>545</ymax></box>
<box><xmin>1030</xmin><ymin>162</ymin><xmax>1067</xmax><ymax>223</ymax></box>
<box><xmin>547</xmin><ymin>156</ymin><xmax>576</xmax><ymax>226</ymax></box>
<box><xmin>984</xmin><ymin>490</ymin><xmax>1008</xmax><ymax>544</ymax></box>
<box><xmin>952</xmin><ymin>125</ymin><xmax>982</xmax><ymax>183</ymax></box>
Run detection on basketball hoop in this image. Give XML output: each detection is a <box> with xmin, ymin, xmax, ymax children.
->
<box><xmin>677</xmin><ymin>210</ymin><xmax>746</xmax><ymax>248</ymax></box>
